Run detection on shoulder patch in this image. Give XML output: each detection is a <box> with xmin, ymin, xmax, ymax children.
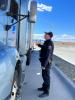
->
<box><xmin>48</xmin><ymin>46</ymin><xmax>52</xmax><ymax>50</ymax></box>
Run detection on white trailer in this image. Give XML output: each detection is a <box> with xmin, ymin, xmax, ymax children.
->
<box><xmin>0</xmin><ymin>0</ymin><xmax>37</xmax><ymax>99</ymax></box>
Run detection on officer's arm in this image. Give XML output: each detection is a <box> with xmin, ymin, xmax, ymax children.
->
<box><xmin>43</xmin><ymin>46</ymin><xmax>52</xmax><ymax>68</ymax></box>
<box><xmin>37</xmin><ymin>43</ymin><xmax>43</xmax><ymax>48</ymax></box>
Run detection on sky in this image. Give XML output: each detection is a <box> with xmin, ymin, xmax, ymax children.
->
<box><xmin>0</xmin><ymin>0</ymin><xmax>75</xmax><ymax>42</ymax></box>
<box><xmin>33</xmin><ymin>0</ymin><xmax>75</xmax><ymax>41</ymax></box>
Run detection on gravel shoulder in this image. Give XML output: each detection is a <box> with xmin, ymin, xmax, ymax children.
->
<box><xmin>53</xmin><ymin>55</ymin><xmax>75</xmax><ymax>83</ymax></box>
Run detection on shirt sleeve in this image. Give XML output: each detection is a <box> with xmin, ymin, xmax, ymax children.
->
<box><xmin>37</xmin><ymin>44</ymin><xmax>43</xmax><ymax>48</ymax></box>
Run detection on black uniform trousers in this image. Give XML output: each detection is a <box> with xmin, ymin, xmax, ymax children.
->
<box><xmin>42</xmin><ymin>64</ymin><xmax>51</xmax><ymax>93</ymax></box>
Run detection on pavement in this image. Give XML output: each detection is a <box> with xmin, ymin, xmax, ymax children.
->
<box><xmin>19</xmin><ymin>51</ymin><xmax>75</xmax><ymax>100</ymax></box>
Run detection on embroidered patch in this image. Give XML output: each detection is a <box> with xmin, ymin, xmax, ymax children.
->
<box><xmin>48</xmin><ymin>46</ymin><xmax>52</xmax><ymax>50</ymax></box>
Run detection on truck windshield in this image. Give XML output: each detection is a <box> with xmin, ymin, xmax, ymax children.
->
<box><xmin>0</xmin><ymin>13</ymin><xmax>7</xmax><ymax>44</ymax></box>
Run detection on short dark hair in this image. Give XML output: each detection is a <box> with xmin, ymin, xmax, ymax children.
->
<box><xmin>45</xmin><ymin>32</ymin><xmax>53</xmax><ymax>38</ymax></box>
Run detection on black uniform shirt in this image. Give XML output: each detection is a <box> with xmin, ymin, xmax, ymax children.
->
<box><xmin>38</xmin><ymin>39</ymin><xmax>54</xmax><ymax>68</ymax></box>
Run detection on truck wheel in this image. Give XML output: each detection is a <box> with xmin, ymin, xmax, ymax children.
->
<box><xmin>11</xmin><ymin>70</ymin><xmax>18</xmax><ymax>100</ymax></box>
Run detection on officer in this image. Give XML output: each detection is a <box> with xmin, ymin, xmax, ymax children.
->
<box><xmin>37</xmin><ymin>32</ymin><xmax>54</xmax><ymax>97</ymax></box>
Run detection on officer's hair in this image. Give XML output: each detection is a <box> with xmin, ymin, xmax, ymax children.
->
<box><xmin>45</xmin><ymin>32</ymin><xmax>53</xmax><ymax>38</ymax></box>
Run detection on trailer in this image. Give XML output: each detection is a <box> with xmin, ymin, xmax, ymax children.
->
<box><xmin>0</xmin><ymin>0</ymin><xmax>37</xmax><ymax>99</ymax></box>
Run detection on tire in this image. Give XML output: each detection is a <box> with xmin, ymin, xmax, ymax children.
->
<box><xmin>10</xmin><ymin>70</ymin><xmax>18</xmax><ymax>100</ymax></box>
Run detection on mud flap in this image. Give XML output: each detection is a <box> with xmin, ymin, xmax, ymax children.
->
<box><xmin>26</xmin><ymin>48</ymin><xmax>32</xmax><ymax>66</ymax></box>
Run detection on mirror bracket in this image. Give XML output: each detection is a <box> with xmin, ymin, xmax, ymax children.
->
<box><xmin>5</xmin><ymin>13</ymin><xmax>29</xmax><ymax>31</ymax></box>
<box><xmin>6</xmin><ymin>12</ymin><xmax>28</xmax><ymax>17</ymax></box>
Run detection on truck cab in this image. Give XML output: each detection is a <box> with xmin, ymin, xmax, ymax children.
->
<box><xmin>0</xmin><ymin>0</ymin><xmax>37</xmax><ymax>99</ymax></box>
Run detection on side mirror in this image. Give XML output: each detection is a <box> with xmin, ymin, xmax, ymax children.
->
<box><xmin>29</xmin><ymin>0</ymin><xmax>37</xmax><ymax>23</ymax></box>
<box><xmin>0</xmin><ymin>0</ymin><xmax>9</xmax><ymax>11</ymax></box>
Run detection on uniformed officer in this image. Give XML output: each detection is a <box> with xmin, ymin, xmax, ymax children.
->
<box><xmin>37</xmin><ymin>32</ymin><xmax>54</xmax><ymax>97</ymax></box>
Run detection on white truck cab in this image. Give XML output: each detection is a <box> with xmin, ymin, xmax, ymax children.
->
<box><xmin>0</xmin><ymin>0</ymin><xmax>37</xmax><ymax>99</ymax></box>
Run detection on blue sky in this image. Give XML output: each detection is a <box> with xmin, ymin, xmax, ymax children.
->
<box><xmin>34</xmin><ymin>0</ymin><xmax>75</xmax><ymax>41</ymax></box>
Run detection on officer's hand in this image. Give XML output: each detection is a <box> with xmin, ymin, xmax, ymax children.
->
<box><xmin>36</xmin><ymin>43</ymin><xmax>40</xmax><ymax>46</ymax></box>
<box><xmin>41</xmin><ymin>66</ymin><xmax>45</xmax><ymax>70</ymax></box>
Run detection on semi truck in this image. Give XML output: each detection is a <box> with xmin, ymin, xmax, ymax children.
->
<box><xmin>0</xmin><ymin>0</ymin><xmax>37</xmax><ymax>99</ymax></box>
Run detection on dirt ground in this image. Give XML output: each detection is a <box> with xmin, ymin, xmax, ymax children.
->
<box><xmin>54</xmin><ymin>42</ymin><xmax>75</xmax><ymax>65</ymax></box>
<box><xmin>53</xmin><ymin>41</ymin><xmax>75</xmax><ymax>83</ymax></box>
